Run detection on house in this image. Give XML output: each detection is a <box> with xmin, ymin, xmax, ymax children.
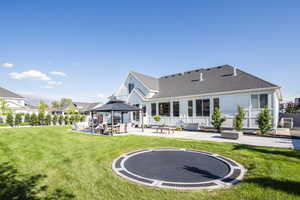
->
<box><xmin>114</xmin><ymin>65</ymin><xmax>282</xmax><ymax>129</ymax></box>
<box><xmin>0</xmin><ymin>86</ymin><xmax>38</xmax><ymax>115</ymax></box>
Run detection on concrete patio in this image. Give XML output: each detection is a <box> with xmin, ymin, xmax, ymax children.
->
<box><xmin>125</xmin><ymin>128</ymin><xmax>300</xmax><ymax>150</ymax></box>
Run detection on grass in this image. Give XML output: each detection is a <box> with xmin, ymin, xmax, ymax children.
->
<box><xmin>0</xmin><ymin>126</ymin><xmax>300</xmax><ymax>200</ymax></box>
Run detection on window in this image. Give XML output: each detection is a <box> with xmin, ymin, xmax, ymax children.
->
<box><xmin>173</xmin><ymin>101</ymin><xmax>180</xmax><ymax>117</ymax></box>
<box><xmin>188</xmin><ymin>100</ymin><xmax>193</xmax><ymax>117</ymax></box>
<box><xmin>251</xmin><ymin>94</ymin><xmax>268</xmax><ymax>109</ymax></box>
<box><xmin>128</xmin><ymin>83</ymin><xmax>134</xmax><ymax>94</ymax></box>
<box><xmin>159</xmin><ymin>102</ymin><xmax>170</xmax><ymax>116</ymax></box>
<box><xmin>196</xmin><ymin>99</ymin><xmax>210</xmax><ymax>117</ymax></box>
<box><xmin>260</xmin><ymin>94</ymin><xmax>268</xmax><ymax>108</ymax></box>
<box><xmin>213</xmin><ymin>98</ymin><xmax>219</xmax><ymax>111</ymax></box>
<box><xmin>151</xmin><ymin>103</ymin><xmax>156</xmax><ymax>116</ymax></box>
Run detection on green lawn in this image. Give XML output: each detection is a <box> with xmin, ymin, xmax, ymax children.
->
<box><xmin>0</xmin><ymin>126</ymin><xmax>299</xmax><ymax>200</ymax></box>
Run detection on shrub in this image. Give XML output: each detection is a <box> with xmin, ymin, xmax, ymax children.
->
<box><xmin>38</xmin><ymin>112</ymin><xmax>45</xmax><ymax>125</ymax></box>
<box><xmin>58</xmin><ymin>115</ymin><xmax>64</xmax><ymax>125</ymax></box>
<box><xmin>0</xmin><ymin>123</ymin><xmax>9</xmax><ymax>127</ymax></box>
<box><xmin>175</xmin><ymin>126</ymin><xmax>183</xmax><ymax>131</ymax></box>
<box><xmin>69</xmin><ymin>114</ymin><xmax>75</xmax><ymax>125</ymax></box>
<box><xmin>211</xmin><ymin>108</ymin><xmax>226</xmax><ymax>133</ymax></box>
<box><xmin>30</xmin><ymin>113</ymin><xmax>38</xmax><ymax>126</ymax></box>
<box><xmin>24</xmin><ymin>113</ymin><xmax>30</xmax><ymax>123</ymax></box>
<box><xmin>15</xmin><ymin>113</ymin><xmax>22</xmax><ymax>126</ymax></box>
<box><xmin>256</xmin><ymin>107</ymin><xmax>273</xmax><ymax>134</ymax></box>
<box><xmin>64</xmin><ymin>115</ymin><xmax>69</xmax><ymax>125</ymax></box>
<box><xmin>6</xmin><ymin>113</ymin><xmax>14</xmax><ymax>127</ymax></box>
<box><xmin>45</xmin><ymin>114</ymin><xmax>52</xmax><ymax>125</ymax></box>
<box><xmin>80</xmin><ymin>115</ymin><xmax>86</xmax><ymax>122</ymax></box>
<box><xmin>52</xmin><ymin>115</ymin><xmax>58</xmax><ymax>125</ymax></box>
<box><xmin>153</xmin><ymin>115</ymin><xmax>161</xmax><ymax>123</ymax></box>
<box><xmin>234</xmin><ymin>105</ymin><xmax>246</xmax><ymax>131</ymax></box>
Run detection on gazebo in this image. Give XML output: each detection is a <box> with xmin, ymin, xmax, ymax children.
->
<box><xmin>90</xmin><ymin>97</ymin><xmax>143</xmax><ymax>134</ymax></box>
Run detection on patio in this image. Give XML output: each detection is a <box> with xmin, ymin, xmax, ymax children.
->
<box><xmin>75</xmin><ymin>127</ymin><xmax>300</xmax><ymax>150</ymax></box>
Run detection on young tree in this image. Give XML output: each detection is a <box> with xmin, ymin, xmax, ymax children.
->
<box><xmin>80</xmin><ymin>114</ymin><xmax>86</xmax><ymax>122</ymax></box>
<box><xmin>0</xmin><ymin>98</ymin><xmax>12</xmax><ymax>116</ymax></box>
<box><xmin>38</xmin><ymin>112</ymin><xmax>45</xmax><ymax>125</ymax></box>
<box><xmin>38</xmin><ymin>100</ymin><xmax>49</xmax><ymax>113</ymax></box>
<box><xmin>24</xmin><ymin>113</ymin><xmax>31</xmax><ymax>124</ymax></box>
<box><xmin>69</xmin><ymin>114</ymin><xmax>75</xmax><ymax>125</ymax></box>
<box><xmin>256</xmin><ymin>107</ymin><xmax>273</xmax><ymax>134</ymax></box>
<box><xmin>45</xmin><ymin>114</ymin><xmax>52</xmax><ymax>125</ymax></box>
<box><xmin>6</xmin><ymin>112</ymin><xmax>14</xmax><ymax>127</ymax></box>
<box><xmin>15</xmin><ymin>113</ymin><xmax>22</xmax><ymax>126</ymax></box>
<box><xmin>64</xmin><ymin>115</ymin><xmax>69</xmax><ymax>125</ymax></box>
<box><xmin>58</xmin><ymin>115</ymin><xmax>64</xmax><ymax>125</ymax></box>
<box><xmin>52</xmin><ymin>114</ymin><xmax>58</xmax><ymax>125</ymax></box>
<box><xmin>234</xmin><ymin>105</ymin><xmax>246</xmax><ymax>131</ymax></box>
<box><xmin>211</xmin><ymin>108</ymin><xmax>226</xmax><ymax>133</ymax></box>
<box><xmin>51</xmin><ymin>100</ymin><xmax>61</xmax><ymax>108</ymax></box>
<box><xmin>66</xmin><ymin>104</ymin><xmax>76</xmax><ymax>115</ymax></box>
<box><xmin>30</xmin><ymin>113</ymin><xmax>38</xmax><ymax>126</ymax></box>
<box><xmin>60</xmin><ymin>98</ymin><xmax>72</xmax><ymax>107</ymax></box>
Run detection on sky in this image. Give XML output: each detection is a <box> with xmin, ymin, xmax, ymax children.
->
<box><xmin>0</xmin><ymin>0</ymin><xmax>299</xmax><ymax>103</ymax></box>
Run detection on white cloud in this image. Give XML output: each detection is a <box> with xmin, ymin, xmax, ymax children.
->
<box><xmin>2</xmin><ymin>62</ymin><xmax>13</xmax><ymax>68</ymax></box>
<box><xmin>50</xmin><ymin>71</ymin><xmax>67</xmax><ymax>77</ymax></box>
<box><xmin>9</xmin><ymin>70</ymin><xmax>51</xmax><ymax>81</ymax></box>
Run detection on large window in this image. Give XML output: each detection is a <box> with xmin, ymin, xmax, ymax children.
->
<box><xmin>188</xmin><ymin>100</ymin><xmax>193</xmax><ymax>117</ymax></box>
<box><xmin>151</xmin><ymin>103</ymin><xmax>156</xmax><ymax>116</ymax></box>
<box><xmin>173</xmin><ymin>101</ymin><xmax>180</xmax><ymax>117</ymax></box>
<box><xmin>251</xmin><ymin>94</ymin><xmax>268</xmax><ymax>109</ymax></box>
<box><xmin>159</xmin><ymin>102</ymin><xmax>170</xmax><ymax>116</ymax></box>
<box><xmin>213</xmin><ymin>98</ymin><xmax>220</xmax><ymax>111</ymax></box>
<box><xmin>128</xmin><ymin>83</ymin><xmax>134</xmax><ymax>94</ymax></box>
<box><xmin>196</xmin><ymin>99</ymin><xmax>210</xmax><ymax>117</ymax></box>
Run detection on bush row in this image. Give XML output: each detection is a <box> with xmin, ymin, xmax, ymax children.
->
<box><xmin>2</xmin><ymin>112</ymin><xmax>86</xmax><ymax>127</ymax></box>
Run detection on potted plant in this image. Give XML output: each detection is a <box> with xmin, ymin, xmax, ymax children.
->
<box><xmin>211</xmin><ymin>108</ymin><xmax>226</xmax><ymax>133</ymax></box>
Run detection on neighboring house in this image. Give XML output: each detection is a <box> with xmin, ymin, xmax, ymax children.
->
<box><xmin>50</xmin><ymin>102</ymin><xmax>102</xmax><ymax>117</ymax></box>
<box><xmin>114</xmin><ymin>65</ymin><xmax>282</xmax><ymax>129</ymax></box>
<box><xmin>0</xmin><ymin>86</ymin><xmax>38</xmax><ymax>115</ymax></box>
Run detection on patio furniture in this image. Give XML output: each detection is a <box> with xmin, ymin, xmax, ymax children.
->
<box><xmin>155</xmin><ymin>126</ymin><xmax>176</xmax><ymax>134</ymax></box>
<box><xmin>118</xmin><ymin>123</ymin><xmax>128</xmax><ymax>133</ymax></box>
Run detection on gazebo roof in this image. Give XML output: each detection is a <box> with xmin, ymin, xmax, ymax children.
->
<box><xmin>91</xmin><ymin>99</ymin><xmax>140</xmax><ymax>112</ymax></box>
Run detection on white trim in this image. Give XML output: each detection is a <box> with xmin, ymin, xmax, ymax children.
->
<box><xmin>127</xmin><ymin>88</ymin><xmax>146</xmax><ymax>102</ymax></box>
<box><xmin>147</xmin><ymin>87</ymin><xmax>280</xmax><ymax>101</ymax></box>
<box><xmin>129</xmin><ymin>72</ymin><xmax>159</xmax><ymax>93</ymax></box>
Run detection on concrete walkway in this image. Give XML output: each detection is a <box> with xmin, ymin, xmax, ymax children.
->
<box><xmin>127</xmin><ymin>128</ymin><xmax>300</xmax><ymax>150</ymax></box>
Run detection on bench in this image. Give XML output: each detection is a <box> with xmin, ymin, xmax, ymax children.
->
<box><xmin>221</xmin><ymin>130</ymin><xmax>243</xmax><ymax>140</ymax></box>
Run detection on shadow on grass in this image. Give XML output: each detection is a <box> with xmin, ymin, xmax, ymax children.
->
<box><xmin>0</xmin><ymin>162</ymin><xmax>75</xmax><ymax>200</ymax></box>
<box><xmin>232</xmin><ymin>144</ymin><xmax>300</xmax><ymax>159</ymax></box>
<box><xmin>246</xmin><ymin>177</ymin><xmax>300</xmax><ymax>196</ymax></box>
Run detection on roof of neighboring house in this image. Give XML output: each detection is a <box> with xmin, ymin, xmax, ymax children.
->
<box><xmin>73</xmin><ymin>102</ymin><xmax>102</xmax><ymax>112</ymax></box>
<box><xmin>131</xmin><ymin>71</ymin><xmax>159</xmax><ymax>91</ymax></box>
<box><xmin>146</xmin><ymin>65</ymin><xmax>279</xmax><ymax>99</ymax></box>
<box><xmin>0</xmin><ymin>87</ymin><xmax>24</xmax><ymax>99</ymax></box>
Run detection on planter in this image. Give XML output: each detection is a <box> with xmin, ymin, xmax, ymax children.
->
<box><xmin>221</xmin><ymin>130</ymin><xmax>243</xmax><ymax>140</ymax></box>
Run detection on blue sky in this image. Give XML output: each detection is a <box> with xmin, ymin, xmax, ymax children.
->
<box><xmin>0</xmin><ymin>0</ymin><xmax>299</xmax><ymax>102</ymax></box>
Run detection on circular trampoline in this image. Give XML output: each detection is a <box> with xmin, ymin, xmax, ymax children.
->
<box><xmin>112</xmin><ymin>148</ymin><xmax>246</xmax><ymax>190</ymax></box>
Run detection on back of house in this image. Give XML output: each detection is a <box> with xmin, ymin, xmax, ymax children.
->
<box><xmin>114</xmin><ymin>65</ymin><xmax>282</xmax><ymax>129</ymax></box>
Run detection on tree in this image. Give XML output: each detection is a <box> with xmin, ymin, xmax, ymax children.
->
<box><xmin>256</xmin><ymin>107</ymin><xmax>273</xmax><ymax>134</ymax></box>
<box><xmin>15</xmin><ymin>113</ymin><xmax>22</xmax><ymax>126</ymax></box>
<box><xmin>30</xmin><ymin>113</ymin><xmax>38</xmax><ymax>126</ymax></box>
<box><xmin>60</xmin><ymin>98</ymin><xmax>72</xmax><ymax>107</ymax></box>
<box><xmin>6</xmin><ymin>112</ymin><xmax>14</xmax><ymax>127</ymax></box>
<box><xmin>286</xmin><ymin>102</ymin><xmax>298</xmax><ymax>113</ymax></box>
<box><xmin>66</xmin><ymin>104</ymin><xmax>76</xmax><ymax>115</ymax></box>
<box><xmin>211</xmin><ymin>108</ymin><xmax>226</xmax><ymax>133</ymax></box>
<box><xmin>80</xmin><ymin>114</ymin><xmax>86</xmax><ymax>122</ymax></box>
<box><xmin>58</xmin><ymin>115</ymin><xmax>64</xmax><ymax>125</ymax></box>
<box><xmin>38</xmin><ymin>112</ymin><xmax>45</xmax><ymax>125</ymax></box>
<box><xmin>69</xmin><ymin>114</ymin><xmax>75</xmax><ymax>125</ymax></box>
<box><xmin>38</xmin><ymin>100</ymin><xmax>48</xmax><ymax>113</ymax></box>
<box><xmin>45</xmin><ymin>114</ymin><xmax>52</xmax><ymax>125</ymax></box>
<box><xmin>24</xmin><ymin>113</ymin><xmax>31</xmax><ymax>124</ymax></box>
<box><xmin>52</xmin><ymin>114</ymin><xmax>58</xmax><ymax>125</ymax></box>
<box><xmin>234</xmin><ymin>105</ymin><xmax>246</xmax><ymax>131</ymax></box>
<box><xmin>0</xmin><ymin>98</ymin><xmax>12</xmax><ymax>116</ymax></box>
<box><xmin>51</xmin><ymin>100</ymin><xmax>61</xmax><ymax>108</ymax></box>
<box><xmin>64</xmin><ymin>115</ymin><xmax>69</xmax><ymax>125</ymax></box>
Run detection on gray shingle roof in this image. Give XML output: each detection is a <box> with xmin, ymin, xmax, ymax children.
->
<box><xmin>131</xmin><ymin>71</ymin><xmax>159</xmax><ymax>91</ymax></box>
<box><xmin>0</xmin><ymin>87</ymin><xmax>24</xmax><ymax>98</ymax></box>
<box><xmin>151</xmin><ymin>65</ymin><xmax>279</xmax><ymax>99</ymax></box>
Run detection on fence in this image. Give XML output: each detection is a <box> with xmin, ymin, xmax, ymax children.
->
<box><xmin>279</xmin><ymin>113</ymin><xmax>300</xmax><ymax>128</ymax></box>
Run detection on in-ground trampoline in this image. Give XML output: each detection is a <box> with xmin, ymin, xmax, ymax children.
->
<box><xmin>112</xmin><ymin>148</ymin><xmax>246</xmax><ymax>190</ymax></box>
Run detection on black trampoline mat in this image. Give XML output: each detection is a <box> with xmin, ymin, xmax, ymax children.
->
<box><xmin>124</xmin><ymin>150</ymin><xmax>230</xmax><ymax>183</ymax></box>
